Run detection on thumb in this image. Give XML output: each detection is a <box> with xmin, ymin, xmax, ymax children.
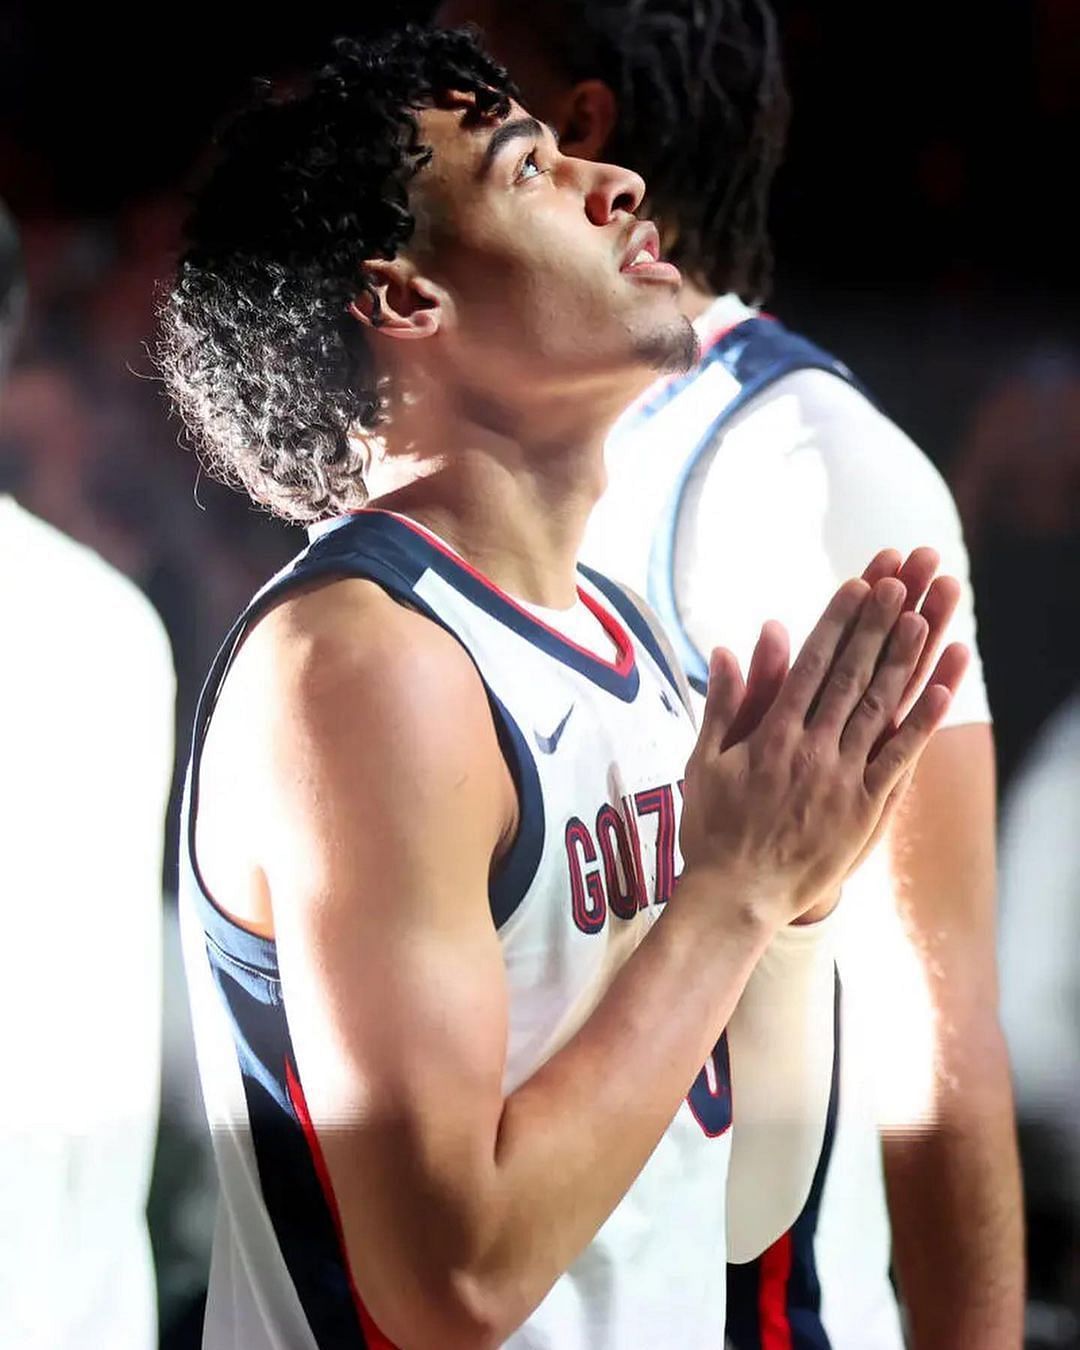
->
<box><xmin>700</xmin><ymin>647</ymin><xmax>745</xmax><ymax>750</ymax></box>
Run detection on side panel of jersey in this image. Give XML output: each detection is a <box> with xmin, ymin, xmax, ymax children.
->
<box><xmin>181</xmin><ymin>511</ymin><xmax>735</xmax><ymax>1350</ymax></box>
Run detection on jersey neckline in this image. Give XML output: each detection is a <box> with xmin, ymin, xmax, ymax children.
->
<box><xmin>349</xmin><ymin>509</ymin><xmax>640</xmax><ymax>694</ymax></box>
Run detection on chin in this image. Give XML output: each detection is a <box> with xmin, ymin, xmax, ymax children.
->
<box><xmin>635</xmin><ymin>315</ymin><xmax>701</xmax><ymax>377</ymax></box>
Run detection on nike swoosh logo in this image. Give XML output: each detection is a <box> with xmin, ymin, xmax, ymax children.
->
<box><xmin>534</xmin><ymin>703</ymin><xmax>575</xmax><ymax>755</ymax></box>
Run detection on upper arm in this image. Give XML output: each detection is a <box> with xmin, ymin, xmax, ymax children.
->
<box><xmin>890</xmin><ymin>721</ymin><xmax>999</xmax><ymax>1005</ymax></box>
<box><xmin>238</xmin><ymin>584</ymin><xmax>518</xmax><ymax>1342</ymax></box>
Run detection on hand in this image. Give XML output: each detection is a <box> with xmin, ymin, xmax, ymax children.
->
<box><xmin>859</xmin><ymin>546</ymin><xmax>965</xmax><ymax>723</ymax></box>
<box><xmin>721</xmin><ymin>546</ymin><xmax>963</xmax><ymax>755</ymax></box>
<box><xmin>679</xmin><ymin>576</ymin><xmax>968</xmax><ymax>928</ymax></box>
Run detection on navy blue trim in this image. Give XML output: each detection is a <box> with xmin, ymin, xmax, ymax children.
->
<box><xmin>348</xmin><ymin>513</ymin><xmax>641</xmax><ymax>702</ymax></box>
<box><xmin>726</xmin><ymin>966</ymin><xmax>841</xmax><ymax>1350</ymax></box>
<box><xmin>783</xmin><ymin>964</ymin><xmax>841</xmax><ymax>1348</ymax></box>
<box><xmin>182</xmin><ymin>510</ymin><xmax>548</xmax><ymax>952</ymax></box>
<box><xmin>643</xmin><ymin>318</ymin><xmax>869</xmax><ymax>697</ymax></box>
<box><xmin>205</xmin><ymin>950</ymin><xmax>369</xmax><ymax>1348</ymax></box>
<box><xmin>485</xmin><ymin>688</ymin><xmax>545</xmax><ymax>930</ymax></box>
<box><xmin>577</xmin><ymin>563</ymin><xmax>685</xmax><ymax>706</ymax></box>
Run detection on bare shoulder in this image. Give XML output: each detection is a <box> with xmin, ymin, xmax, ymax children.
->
<box><xmin>197</xmin><ymin>576</ymin><xmax>515</xmax><ymax>934</ymax></box>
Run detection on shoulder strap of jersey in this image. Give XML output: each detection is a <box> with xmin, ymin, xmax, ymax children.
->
<box><xmin>607</xmin><ymin>579</ymin><xmax>697</xmax><ymax>724</ymax></box>
<box><xmin>645</xmin><ymin>316</ymin><xmax>869</xmax><ymax>694</ymax></box>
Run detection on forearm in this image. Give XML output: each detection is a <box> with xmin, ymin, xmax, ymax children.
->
<box><xmin>725</xmin><ymin>912</ymin><xmax>839</xmax><ymax>1262</ymax></box>
<box><xmin>336</xmin><ymin>866</ymin><xmax>775</xmax><ymax>1350</ymax></box>
<box><xmin>462</xmin><ymin>870</ymin><xmax>775</xmax><ymax>1341</ymax></box>
<box><xmin>884</xmin><ymin>724</ymin><xmax>1024</xmax><ymax>1348</ymax></box>
<box><xmin>884</xmin><ymin>1019</ymin><xmax>1024</xmax><ymax>1350</ymax></box>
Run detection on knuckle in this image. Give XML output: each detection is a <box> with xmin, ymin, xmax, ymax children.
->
<box><xmin>797</xmin><ymin>647</ymin><xmax>827</xmax><ymax>681</ymax></box>
<box><xmin>791</xmin><ymin>742</ymin><xmax>818</xmax><ymax>779</ymax></box>
<box><xmin>757</xmin><ymin>718</ymin><xmax>791</xmax><ymax>758</ymax></box>
<box><xmin>858</xmin><ymin>688</ymin><xmax>888</xmax><ymax>720</ymax></box>
<box><xmin>877</xmin><ymin>744</ymin><xmax>907</xmax><ymax>779</ymax></box>
<box><xmin>828</xmin><ymin>666</ymin><xmax>858</xmax><ymax>696</ymax></box>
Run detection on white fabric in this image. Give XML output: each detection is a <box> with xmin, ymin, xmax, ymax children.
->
<box><xmin>998</xmin><ymin>692</ymin><xmax>1080</xmax><ymax>1204</ymax></box>
<box><xmin>582</xmin><ymin>293</ymin><xmax>989</xmax><ymax>1347</ymax></box>
<box><xmin>724</xmin><ymin>912</ymin><xmax>840</xmax><ymax>1263</ymax></box>
<box><xmin>0</xmin><ymin>496</ymin><xmax>175</xmax><ymax>1350</ymax></box>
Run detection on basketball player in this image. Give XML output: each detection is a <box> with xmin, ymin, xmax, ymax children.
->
<box><xmin>432</xmin><ymin>4</ymin><xmax>1024</xmax><ymax>1347</ymax></box>
<box><xmin>0</xmin><ymin>201</ymin><xmax>174</xmax><ymax>1348</ymax></box>
<box><xmin>160</xmin><ymin>27</ymin><xmax>968</xmax><ymax>1349</ymax></box>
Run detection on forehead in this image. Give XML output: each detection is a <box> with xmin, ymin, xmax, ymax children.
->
<box><xmin>412</xmin><ymin>93</ymin><xmax>528</xmax><ymax>192</ymax></box>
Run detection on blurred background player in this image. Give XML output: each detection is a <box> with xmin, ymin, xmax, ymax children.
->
<box><xmin>434</xmin><ymin>3</ymin><xmax>1024</xmax><ymax>1347</ymax></box>
<box><xmin>0</xmin><ymin>199</ymin><xmax>175</xmax><ymax>1348</ymax></box>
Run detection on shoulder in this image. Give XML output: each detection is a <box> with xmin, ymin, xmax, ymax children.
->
<box><xmin>251</xmin><ymin>576</ymin><xmax>485</xmax><ymax>714</ymax></box>
<box><xmin>705</xmin><ymin>366</ymin><xmax>966</xmax><ymax>560</ymax></box>
<box><xmin>226</xmin><ymin>576</ymin><xmax>505</xmax><ymax>803</ymax></box>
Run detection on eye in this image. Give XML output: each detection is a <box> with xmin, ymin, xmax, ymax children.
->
<box><xmin>517</xmin><ymin>150</ymin><xmax>546</xmax><ymax>183</ymax></box>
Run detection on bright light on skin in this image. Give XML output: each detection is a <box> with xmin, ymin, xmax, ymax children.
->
<box><xmin>840</xmin><ymin>844</ymin><xmax>938</xmax><ymax>1132</ymax></box>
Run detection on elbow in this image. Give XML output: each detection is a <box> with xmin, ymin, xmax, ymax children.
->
<box><xmin>362</xmin><ymin>1264</ymin><xmax>530</xmax><ymax>1350</ymax></box>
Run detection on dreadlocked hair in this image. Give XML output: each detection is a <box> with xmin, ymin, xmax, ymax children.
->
<box><xmin>158</xmin><ymin>25</ymin><xmax>515</xmax><ymax>523</ymax></box>
<box><xmin>531</xmin><ymin>0</ymin><xmax>789</xmax><ymax>303</ymax></box>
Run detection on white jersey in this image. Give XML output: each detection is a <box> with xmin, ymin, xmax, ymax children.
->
<box><xmin>582</xmin><ymin>296</ymin><xmax>991</xmax><ymax>1349</ymax></box>
<box><xmin>0</xmin><ymin>495</ymin><xmax>174</xmax><ymax>1350</ymax></box>
<box><xmin>181</xmin><ymin>508</ymin><xmax>738</xmax><ymax>1350</ymax></box>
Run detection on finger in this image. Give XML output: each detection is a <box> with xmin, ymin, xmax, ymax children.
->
<box><xmin>919</xmin><ymin>641</ymin><xmax>970</xmax><ymax>699</ymax></box>
<box><xmin>839</xmin><ymin>611</ymin><xmax>928</xmax><ymax>759</ymax></box>
<box><xmin>864</xmin><ymin>682</ymin><xmax>954</xmax><ymax>798</ymax></box>
<box><xmin>770</xmin><ymin>578</ymin><xmax>871</xmax><ymax>724</ymax></box>
<box><xmin>897</xmin><ymin>575</ymin><xmax>961</xmax><ymax>714</ymax></box>
<box><xmin>724</xmin><ymin>620</ymin><xmax>790</xmax><ymax>749</ymax></box>
<box><xmin>808</xmin><ymin>577</ymin><xmax>906</xmax><ymax>734</ymax></box>
<box><xmin>698</xmin><ymin>647</ymin><xmax>745</xmax><ymax>749</ymax></box>
<box><xmin>893</xmin><ymin>547</ymin><xmax>940</xmax><ymax>611</ymax></box>
<box><xmin>861</xmin><ymin>548</ymin><xmax>903</xmax><ymax>586</ymax></box>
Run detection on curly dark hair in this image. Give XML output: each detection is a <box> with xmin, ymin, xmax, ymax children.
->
<box><xmin>159</xmin><ymin>25</ymin><xmax>515</xmax><ymax>523</ymax></box>
<box><xmin>505</xmin><ymin>0</ymin><xmax>789</xmax><ymax>303</ymax></box>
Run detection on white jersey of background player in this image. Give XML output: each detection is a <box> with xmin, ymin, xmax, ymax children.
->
<box><xmin>0</xmin><ymin>496</ymin><xmax>175</xmax><ymax>1349</ymax></box>
<box><xmin>434</xmin><ymin>4</ymin><xmax>1024</xmax><ymax>1346</ymax></box>
<box><xmin>583</xmin><ymin>293</ymin><xmax>989</xmax><ymax>1347</ymax></box>
<box><xmin>0</xmin><ymin>204</ymin><xmax>175</xmax><ymax>1350</ymax></box>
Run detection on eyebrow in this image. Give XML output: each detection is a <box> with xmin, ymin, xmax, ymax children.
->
<box><xmin>477</xmin><ymin>116</ymin><xmax>557</xmax><ymax>179</ymax></box>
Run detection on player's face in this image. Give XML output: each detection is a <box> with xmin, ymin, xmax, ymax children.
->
<box><xmin>405</xmin><ymin>94</ymin><xmax>696</xmax><ymax>397</ymax></box>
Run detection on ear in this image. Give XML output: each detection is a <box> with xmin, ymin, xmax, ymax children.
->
<box><xmin>555</xmin><ymin>79</ymin><xmax>619</xmax><ymax>162</ymax></box>
<box><xmin>348</xmin><ymin>258</ymin><xmax>446</xmax><ymax>342</ymax></box>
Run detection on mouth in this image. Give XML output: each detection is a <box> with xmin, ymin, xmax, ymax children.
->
<box><xmin>619</xmin><ymin>221</ymin><xmax>682</xmax><ymax>285</ymax></box>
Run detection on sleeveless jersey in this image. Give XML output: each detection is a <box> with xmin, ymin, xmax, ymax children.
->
<box><xmin>582</xmin><ymin>311</ymin><xmax>905</xmax><ymax>1350</ymax></box>
<box><xmin>180</xmin><ymin>508</ymin><xmax>737</xmax><ymax>1350</ymax></box>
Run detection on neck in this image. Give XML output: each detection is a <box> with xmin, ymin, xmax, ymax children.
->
<box><xmin>364</xmin><ymin>368</ymin><xmax>642</xmax><ymax>608</ymax></box>
<box><xmin>679</xmin><ymin>277</ymin><xmax>720</xmax><ymax>323</ymax></box>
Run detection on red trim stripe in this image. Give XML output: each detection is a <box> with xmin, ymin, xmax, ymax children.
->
<box><xmin>284</xmin><ymin>1058</ymin><xmax>400</xmax><ymax>1350</ymax></box>
<box><xmin>363</xmin><ymin>508</ymin><xmax>635</xmax><ymax>677</ymax></box>
<box><xmin>758</xmin><ymin>1231</ymin><xmax>794</xmax><ymax>1350</ymax></box>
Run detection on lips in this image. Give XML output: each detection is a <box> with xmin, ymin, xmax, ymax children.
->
<box><xmin>619</xmin><ymin>220</ymin><xmax>682</xmax><ymax>285</ymax></box>
<box><xmin>620</xmin><ymin>222</ymin><xmax>661</xmax><ymax>271</ymax></box>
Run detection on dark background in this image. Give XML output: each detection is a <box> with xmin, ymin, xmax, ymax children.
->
<box><xmin>1</xmin><ymin>2</ymin><xmax>1078</xmax><ymax>1345</ymax></box>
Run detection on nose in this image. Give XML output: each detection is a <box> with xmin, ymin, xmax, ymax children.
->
<box><xmin>583</xmin><ymin>159</ymin><xmax>646</xmax><ymax>226</ymax></box>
